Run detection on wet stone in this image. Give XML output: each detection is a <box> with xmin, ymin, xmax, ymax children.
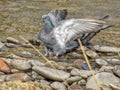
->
<box><xmin>71</xmin><ymin>68</ymin><xmax>94</xmax><ymax>78</ymax></box>
<box><xmin>51</xmin><ymin>82</ymin><xmax>67</xmax><ymax>90</ymax></box>
<box><xmin>0</xmin><ymin>42</ymin><xmax>8</xmax><ymax>54</ymax></box>
<box><xmin>11</xmin><ymin>59</ymin><xmax>31</xmax><ymax>70</ymax></box>
<box><xmin>86</xmin><ymin>72</ymin><xmax>120</xmax><ymax>90</ymax></box>
<box><xmin>95</xmin><ymin>59</ymin><xmax>108</xmax><ymax>66</ymax></box>
<box><xmin>113</xmin><ymin>65</ymin><xmax>120</xmax><ymax>77</ymax></box>
<box><xmin>6</xmin><ymin>73</ymin><xmax>31</xmax><ymax>82</ymax></box>
<box><xmin>32</xmin><ymin>66</ymin><xmax>70</xmax><ymax>81</ymax></box>
<box><xmin>6</xmin><ymin>37</ymin><xmax>21</xmax><ymax>45</ymax></box>
<box><xmin>106</xmin><ymin>59</ymin><xmax>120</xmax><ymax>65</ymax></box>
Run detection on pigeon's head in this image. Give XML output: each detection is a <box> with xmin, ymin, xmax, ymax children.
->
<box><xmin>41</xmin><ymin>15</ymin><xmax>51</xmax><ymax>23</ymax></box>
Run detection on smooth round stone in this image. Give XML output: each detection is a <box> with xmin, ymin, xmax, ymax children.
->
<box><xmin>66</xmin><ymin>76</ymin><xmax>82</xmax><ymax>84</ymax></box>
<box><xmin>113</xmin><ymin>65</ymin><xmax>120</xmax><ymax>77</ymax></box>
<box><xmin>95</xmin><ymin>59</ymin><xmax>108</xmax><ymax>66</ymax></box>
<box><xmin>51</xmin><ymin>82</ymin><xmax>67</xmax><ymax>90</ymax></box>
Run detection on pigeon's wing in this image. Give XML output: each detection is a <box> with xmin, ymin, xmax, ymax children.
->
<box><xmin>47</xmin><ymin>9</ymin><xmax>67</xmax><ymax>26</ymax></box>
<box><xmin>54</xmin><ymin>19</ymin><xmax>105</xmax><ymax>46</ymax></box>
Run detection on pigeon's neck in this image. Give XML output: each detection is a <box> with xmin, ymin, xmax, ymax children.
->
<box><xmin>44</xmin><ymin>20</ymin><xmax>54</xmax><ymax>29</ymax></box>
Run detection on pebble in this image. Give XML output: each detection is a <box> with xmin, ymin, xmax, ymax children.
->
<box><xmin>0</xmin><ymin>75</ymin><xmax>6</xmax><ymax>82</ymax></box>
<box><xmin>32</xmin><ymin>66</ymin><xmax>70</xmax><ymax>81</ymax></box>
<box><xmin>94</xmin><ymin>45</ymin><xmax>120</xmax><ymax>53</ymax></box>
<box><xmin>73</xmin><ymin>59</ymin><xmax>85</xmax><ymax>69</ymax></box>
<box><xmin>95</xmin><ymin>59</ymin><xmax>108</xmax><ymax>66</ymax></box>
<box><xmin>86</xmin><ymin>72</ymin><xmax>120</xmax><ymax>90</ymax></box>
<box><xmin>22</xmin><ymin>43</ymin><xmax>32</xmax><ymax>48</ymax></box>
<box><xmin>113</xmin><ymin>65</ymin><xmax>120</xmax><ymax>77</ymax></box>
<box><xmin>6</xmin><ymin>73</ymin><xmax>31</xmax><ymax>82</ymax></box>
<box><xmin>18</xmin><ymin>51</ymin><xmax>33</xmax><ymax>58</ymax></box>
<box><xmin>0</xmin><ymin>58</ymin><xmax>10</xmax><ymax>73</ymax></box>
<box><xmin>51</xmin><ymin>82</ymin><xmax>67</xmax><ymax>90</ymax></box>
<box><xmin>66</xmin><ymin>76</ymin><xmax>82</xmax><ymax>84</ymax></box>
<box><xmin>0</xmin><ymin>42</ymin><xmax>8</xmax><ymax>54</ymax></box>
<box><xmin>71</xmin><ymin>68</ymin><xmax>94</xmax><ymax>78</ymax></box>
<box><xmin>5</xmin><ymin>43</ymin><xmax>18</xmax><ymax>48</ymax></box>
<box><xmin>86</xmin><ymin>50</ymin><xmax>99</xmax><ymax>58</ymax></box>
<box><xmin>78</xmin><ymin>79</ymin><xmax>86</xmax><ymax>85</ymax></box>
<box><xmin>106</xmin><ymin>59</ymin><xmax>120</xmax><ymax>65</ymax></box>
<box><xmin>11</xmin><ymin>59</ymin><xmax>31</xmax><ymax>70</ymax></box>
<box><xmin>0</xmin><ymin>71</ymin><xmax>5</xmax><ymax>75</ymax></box>
<box><xmin>6</xmin><ymin>37</ymin><xmax>21</xmax><ymax>45</ymax></box>
<box><xmin>30</xmin><ymin>60</ymin><xmax>44</xmax><ymax>66</ymax></box>
<box><xmin>99</xmin><ymin>66</ymin><xmax>114</xmax><ymax>72</ymax></box>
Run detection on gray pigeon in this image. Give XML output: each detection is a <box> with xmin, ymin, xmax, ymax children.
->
<box><xmin>38</xmin><ymin>15</ymin><xmax>105</xmax><ymax>57</ymax></box>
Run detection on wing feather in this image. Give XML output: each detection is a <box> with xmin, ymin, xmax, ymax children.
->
<box><xmin>53</xmin><ymin>19</ymin><xmax>105</xmax><ymax>47</ymax></box>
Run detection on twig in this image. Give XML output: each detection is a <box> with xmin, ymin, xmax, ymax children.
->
<box><xmin>77</xmin><ymin>39</ymin><xmax>102</xmax><ymax>90</ymax></box>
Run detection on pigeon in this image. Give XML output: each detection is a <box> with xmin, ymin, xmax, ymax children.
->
<box><xmin>38</xmin><ymin>15</ymin><xmax>105</xmax><ymax>57</ymax></box>
<box><xmin>40</xmin><ymin>9</ymin><xmax>112</xmax><ymax>56</ymax></box>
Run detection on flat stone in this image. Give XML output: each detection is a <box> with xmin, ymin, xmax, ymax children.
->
<box><xmin>86</xmin><ymin>50</ymin><xmax>99</xmax><ymax>58</ymax></box>
<box><xmin>30</xmin><ymin>60</ymin><xmax>44</xmax><ymax>66</ymax></box>
<box><xmin>71</xmin><ymin>68</ymin><xmax>94</xmax><ymax>78</ymax></box>
<box><xmin>86</xmin><ymin>72</ymin><xmax>120</xmax><ymax>90</ymax></box>
<box><xmin>11</xmin><ymin>59</ymin><xmax>31</xmax><ymax>70</ymax></box>
<box><xmin>51</xmin><ymin>82</ymin><xmax>67</xmax><ymax>90</ymax></box>
<box><xmin>18</xmin><ymin>51</ymin><xmax>33</xmax><ymax>58</ymax></box>
<box><xmin>95</xmin><ymin>59</ymin><xmax>108</xmax><ymax>66</ymax></box>
<box><xmin>0</xmin><ymin>71</ymin><xmax>5</xmax><ymax>75</ymax></box>
<box><xmin>106</xmin><ymin>59</ymin><xmax>120</xmax><ymax>65</ymax></box>
<box><xmin>0</xmin><ymin>42</ymin><xmax>8</xmax><ymax>54</ymax></box>
<box><xmin>32</xmin><ymin>66</ymin><xmax>70</xmax><ymax>81</ymax></box>
<box><xmin>73</xmin><ymin>59</ymin><xmax>85</xmax><ymax>69</ymax></box>
<box><xmin>78</xmin><ymin>79</ymin><xmax>86</xmax><ymax>85</ymax></box>
<box><xmin>0</xmin><ymin>58</ymin><xmax>10</xmax><ymax>73</ymax></box>
<box><xmin>113</xmin><ymin>65</ymin><xmax>120</xmax><ymax>77</ymax></box>
<box><xmin>94</xmin><ymin>45</ymin><xmax>120</xmax><ymax>53</ymax></box>
<box><xmin>0</xmin><ymin>75</ymin><xmax>6</xmax><ymax>82</ymax></box>
<box><xmin>6</xmin><ymin>73</ymin><xmax>31</xmax><ymax>82</ymax></box>
<box><xmin>5</xmin><ymin>43</ymin><xmax>18</xmax><ymax>48</ymax></box>
<box><xmin>66</xmin><ymin>76</ymin><xmax>82</xmax><ymax>84</ymax></box>
<box><xmin>6</xmin><ymin>37</ymin><xmax>21</xmax><ymax>45</ymax></box>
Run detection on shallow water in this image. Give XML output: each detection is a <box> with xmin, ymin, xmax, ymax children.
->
<box><xmin>0</xmin><ymin>0</ymin><xmax>120</xmax><ymax>57</ymax></box>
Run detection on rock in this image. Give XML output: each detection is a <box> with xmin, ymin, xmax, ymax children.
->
<box><xmin>86</xmin><ymin>72</ymin><xmax>120</xmax><ymax>90</ymax></box>
<box><xmin>0</xmin><ymin>71</ymin><xmax>5</xmax><ymax>75</ymax></box>
<box><xmin>32</xmin><ymin>66</ymin><xmax>70</xmax><ymax>81</ymax></box>
<box><xmin>31</xmin><ymin>71</ymin><xmax>44</xmax><ymax>80</ymax></box>
<box><xmin>73</xmin><ymin>59</ymin><xmax>85</xmax><ymax>69</ymax></box>
<box><xmin>6</xmin><ymin>37</ymin><xmax>21</xmax><ymax>45</ymax></box>
<box><xmin>71</xmin><ymin>68</ymin><xmax>94</xmax><ymax>78</ymax></box>
<box><xmin>22</xmin><ymin>43</ymin><xmax>32</xmax><ymax>48</ymax></box>
<box><xmin>95</xmin><ymin>59</ymin><xmax>108</xmax><ymax>66</ymax></box>
<box><xmin>113</xmin><ymin>65</ymin><xmax>120</xmax><ymax>77</ymax></box>
<box><xmin>78</xmin><ymin>79</ymin><xmax>86</xmax><ymax>85</ymax></box>
<box><xmin>70</xmin><ymin>52</ymin><xmax>84</xmax><ymax>58</ymax></box>
<box><xmin>51</xmin><ymin>82</ymin><xmax>67</xmax><ymax>90</ymax></box>
<box><xmin>0</xmin><ymin>42</ymin><xmax>8</xmax><ymax>54</ymax></box>
<box><xmin>18</xmin><ymin>51</ymin><xmax>33</xmax><ymax>58</ymax></box>
<box><xmin>0</xmin><ymin>75</ymin><xmax>6</xmax><ymax>82</ymax></box>
<box><xmin>40</xmin><ymin>79</ymin><xmax>50</xmax><ymax>86</ymax></box>
<box><xmin>106</xmin><ymin>59</ymin><xmax>120</xmax><ymax>65</ymax></box>
<box><xmin>66</xmin><ymin>76</ymin><xmax>82</xmax><ymax>84</ymax></box>
<box><xmin>86</xmin><ymin>50</ymin><xmax>99</xmax><ymax>58</ymax></box>
<box><xmin>70</xmin><ymin>84</ymin><xmax>84</xmax><ymax>90</ymax></box>
<box><xmin>30</xmin><ymin>60</ymin><xmax>44</xmax><ymax>66</ymax></box>
<box><xmin>0</xmin><ymin>58</ymin><xmax>10</xmax><ymax>73</ymax></box>
<box><xmin>11</xmin><ymin>69</ymin><xmax>21</xmax><ymax>73</ymax></box>
<box><xmin>5</xmin><ymin>43</ymin><xmax>18</xmax><ymax>48</ymax></box>
<box><xmin>11</xmin><ymin>59</ymin><xmax>31</xmax><ymax>70</ymax></box>
<box><xmin>99</xmin><ymin>66</ymin><xmax>114</xmax><ymax>72</ymax></box>
<box><xmin>94</xmin><ymin>45</ymin><xmax>120</xmax><ymax>53</ymax></box>
<box><xmin>6</xmin><ymin>73</ymin><xmax>31</xmax><ymax>82</ymax></box>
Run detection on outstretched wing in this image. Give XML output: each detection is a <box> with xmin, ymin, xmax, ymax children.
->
<box><xmin>54</xmin><ymin>19</ymin><xmax>105</xmax><ymax>46</ymax></box>
<box><xmin>48</xmin><ymin>9</ymin><xmax>67</xmax><ymax>26</ymax></box>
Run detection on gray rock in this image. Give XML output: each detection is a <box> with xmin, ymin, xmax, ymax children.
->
<box><xmin>32</xmin><ymin>66</ymin><xmax>70</xmax><ymax>81</ymax></box>
<box><xmin>95</xmin><ymin>59</ymin><xmax>108</xmax><ymax>66</ymax></box>
<box><xmin>106</xmin><ymin>59</ymin><xmax>120</xmax><ymax>65</ymax></box>
<box><xmin>32</xmin><ymin>71</ymin><xmax>44</xmax><ymax>80</ymax></box>
<box><xmin>71</xmin><ymin>68</ymin><xmax>95</xmax><ymax>78</ymax></box>
<box><xmin>0</xmin><ymin>71</ymin><xmax>5</xmax><ymax>75</ymax></box>
<box><xmin>94</xmin><ymin>45</ymin><xmax>120</xmax><ymax>53</ymax></box>
<box><xmin>86</xmin><ymin>72</ymin><xmax>120</xmax><ymax>90</ymax></box>
<box><xmin>99</xmin><ymin>66</ymin><xmax>114</xmax><ymax>72</ymax></box>
<box><xmin>51</xmin><ymin>82</ymin><xmax>67</xmax><ymax>90</ymax></box>
<box><xmin>30</xmin><ymin>60</ymin><xmax>44</xmax><ymax>66</ymax></box>
<box><xmin>22</xmin><ymin>43</ymin><xmax>32</xmax><ymax>48</ymax></box>
<box><xmin>0</xmin><ymin>75</ymin><xmax>6</xmax><ymax>82</ymax></box>
<box><xmin>0</xmin><ymin>42</ymin><xmax>8</xmax><ymax>54</ymax></box>
<box><xmin>18</xmin><ymin>51</ymin><xmax>33</xmax><ymax>58</ymax></box>
<box><xmin>11</xmin><ymin>59</ymin><xmax>31</xmax><ymax>70</ymax></box>
<box><xmin>6</xmin><ymin>73</ymin><xmax>31</xmax><ymax>82</ymax></box>
<box><xmin>6</xmin><ymin>37</ymin><xmax>21</xmax><ymax>45</ymax></box>
<box><xmin>86</xmin><ymin>50</ymin><xmax>99</xmax><ymax>58</ymax></box>
<box><xmin>5</xmin><ymin>43</ymin><xmax>18</xmax><ymax>48</ymax></box>
<box><xmin>113</xmin><ymin>65</ymin><xmax>120</xmax><ymax>77</ymax></box>
<box><xmin>78</xmin><ymin>79</ymin><xmax>86</xmax><ymax>85</ymax></box>
<box><xmin>66</xmin><ymin>76</ymin><xmax>82</xmax><ymax>84</ymax></box>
